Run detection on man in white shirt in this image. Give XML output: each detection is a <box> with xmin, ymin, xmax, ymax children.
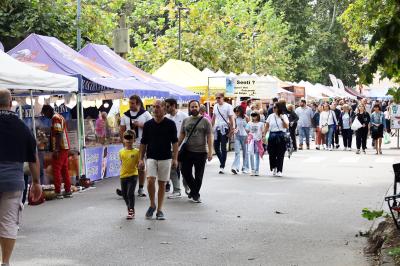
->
<box><xmin>165</xmin><ymin>98</ymin><xmax>188</xmax><ymax>199</ymax></box>
<box><xmin>295</xmin><ymin>99</ymin><xmax>313</xmax><ymax>150</ymax></box>
<box><xmin>211</xmin><ymin>92</ymin><xmax>234</xmax><ymax>174</ymax></box>
<box><xmin>119</xmin><ymin>95</ymin><xmax>152</xmax><ymax>197</ymax></box>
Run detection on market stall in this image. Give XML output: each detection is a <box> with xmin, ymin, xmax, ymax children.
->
<box><xmin>8</xmin><ymin>34</ymin><xmax>175</xmax><ymax>181</ymax></box>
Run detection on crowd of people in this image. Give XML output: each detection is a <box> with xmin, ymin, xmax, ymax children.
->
<box><xmin>0</xmin><ymin>86</ymin><xmax>395</xmax><ymax>265</ymax></box>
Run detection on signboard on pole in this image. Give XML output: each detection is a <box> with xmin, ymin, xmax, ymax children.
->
<box><xmin>234</xmin><ymin>78</ymin><xmax>277</xmax><ymax>99</ymax></box>
<box><xmin>390</xmin><ymin>104</ymin><xmax>400</xmax><ymax>129</ymax></box>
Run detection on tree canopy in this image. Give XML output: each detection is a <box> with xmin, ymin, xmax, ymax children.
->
<box><xmin>0</xmin><ymin>0</ymin><xmax>366</xmax><ymax>86</ymax></box>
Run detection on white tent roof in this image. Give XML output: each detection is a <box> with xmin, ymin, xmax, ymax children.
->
<box><xmin>0</xmin><ymin>50</ymin><xmax>78</xmax><ymax>92</ymax></box>
<box><xmin>216</xmin><ymin>69</ymin><xmax>227</xmax><ymax>76</ymax></box>
<box><xmin>228</xmin><ymin>72</ymin><xmax>237</xmax><ymax>78</ymax></box>
<box><xmin>202</xmin><ymin>68</ymin><xmax>216</xmax><ymax>77</ymax></box>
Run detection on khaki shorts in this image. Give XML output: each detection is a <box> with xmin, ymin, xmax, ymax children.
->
<box><xmin>0</xmin><ymin>191</ymin><xmax>23</xmax><ymax>240</ymax></box>
<box><xmin>146</xmin><ymin>159</ymin><xmax>172</xmax><ymax>182</ymax></box>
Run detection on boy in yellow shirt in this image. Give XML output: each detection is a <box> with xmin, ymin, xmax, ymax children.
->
<box><xmin>119</xmin><ymin>130</ymin><xmax>140</xmax><ymax>219</ymax></box>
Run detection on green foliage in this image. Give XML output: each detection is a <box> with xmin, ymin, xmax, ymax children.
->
<box><xmin>0</xmin><ymin>0</ymin><xmax>363</xmax><ymax>87</ymax></box>
<box><xmin>387</xmin><ymin>87</ymin><xmax>400</xmax><ymax>104</ymax></box>
<box><xmin>340</xmin><ymin>0</ymin><xmax>400</xmax><ymax>84</ymax></box>
<box><xmin>361</xmin><ymin>208</ymin><xmax>384</xmax><ymax>221</ymax></box>
<box><xmin>388</xmin><ymin>247</ymin><xmax>400</xmax><ymax>257</ymax></box>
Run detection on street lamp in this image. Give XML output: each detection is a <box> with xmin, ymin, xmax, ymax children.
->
<box><xmin>177</xmin><ymin>4</ymin><xmax>189</xmax><ymax>61</ymax></box>
<box><xmin>252</xmin><ymin>32</ymin><xmax>258</xmax><ymax>74</ymax></box>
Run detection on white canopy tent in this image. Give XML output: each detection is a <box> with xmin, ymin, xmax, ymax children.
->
<box><xmin>0</xmin><ymin>50</ymin><xmax>78</xmax><ymax>93</ymax></box>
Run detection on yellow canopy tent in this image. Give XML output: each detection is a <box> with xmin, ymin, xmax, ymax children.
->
<box><xmin>153</xmin><ymin>59</ymin><xmax>225</xmax><ymax>100</ymax></box>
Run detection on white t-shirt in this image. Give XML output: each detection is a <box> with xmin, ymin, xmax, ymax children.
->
<box><xmin>266</xmin><ymin>113</ymin><xmax>289</xmax><ymax>132</ymax></box>
<box><xmin>213</xmin><ymin>102</ymin><xmax>234</xmax><ymax>129</ymax></box>
<box><xmin>247</xmin><ymin>121</ymin><xmax>264</xmax><ymax>141</ymax></box>
<box><xmin>165</xmin><ymin>110</ymin><xmax>188</xmax><ymax>138</ymax></box>
<box><xmin>120</xmin><ymin>110</ymin><xmax>152</xmax><ymax>144</ymax></box>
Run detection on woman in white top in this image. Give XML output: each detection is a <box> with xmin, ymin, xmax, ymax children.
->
<box><xmin>319</xmin><ymin>102</ymin><xmax>338</xmax><ymax>151</ymax></box>
<box><xmin>263</xmin><ymin>102</ymin><xmax>289</xmax><ymax>177</ymax></box>
<box><xmin>231</xmin><ymin>106</ymin><xmax>249</xmax><ymax>174</ymax></box>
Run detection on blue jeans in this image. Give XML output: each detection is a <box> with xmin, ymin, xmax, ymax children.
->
<box><xmin>299</xmin><ymin>127</ymin><xmax>310</xmax><ymax>145</ymax></box>
<box><xmin>249</xmin><ymin>143</ymin><xmax>260</xmax><ymax>173</ymax></box>
<box><xmin>231</xmin><ymin>135</ymin><xmax>249</xmax><ymax>171</ymax></box>
<box><xmin>325</xmin><ymin>125</ymin><xmax>335</xmax><ymax>147</ymax></box>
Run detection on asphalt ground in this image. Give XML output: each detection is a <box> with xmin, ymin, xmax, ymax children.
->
<box><xmin>11</xmin><ymin>139</ymin><xmax>397</xmax><ymax>266</ymax></box>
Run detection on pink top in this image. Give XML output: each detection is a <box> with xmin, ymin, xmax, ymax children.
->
<box><xmin>95</xmin><ymin>118</ymin><xmax>106</xmax><ymax>137</ymax></box>
<box><xmin>203</xmin><ymin>113</ymin><xmax>212</xmax><ymax>122</ymax></box>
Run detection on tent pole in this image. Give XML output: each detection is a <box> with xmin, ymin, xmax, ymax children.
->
<box><xmin>30</xmin><ymin>90</ymin><xmax>36</xmax><ymax>139</ymax></box>
<box><xmin>207</xmin><ymin>77</ymin><xmax>210</xmax><ymax>114</ymax></box>
<box><xmin>80</xmin><ymin>91</ymin><xmax>87</xmax><ymax>177</ymax></box>
<box><xmin>76</xmin><ymin>92</ymin><xmax>82</xmax><ymax>178</ymax></box>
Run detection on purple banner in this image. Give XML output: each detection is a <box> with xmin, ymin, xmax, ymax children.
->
<box><xmin>85</xmin><ymin>146</ymin><xmax>105</xmax><ymax>181</ymax></box>
<box><xmin>105</xmin><ymin>144</ymin><xmax>123</xmax><ymax>178</ymax></box>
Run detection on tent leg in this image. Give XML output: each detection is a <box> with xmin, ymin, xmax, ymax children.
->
<box><xmin>76</xmin><ymin>92</ymin><xmax>82</xmax><ymax>178</ymax></box>
<box><xmin>30</xmin><ymin>90</ymin><xmax>36</xmax><ymax>139</ymax></box>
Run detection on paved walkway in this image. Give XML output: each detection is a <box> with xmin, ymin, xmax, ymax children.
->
<box><xmin>13</xmin><ymin>142</ymin><xmax>397</xmax><ymax>265</ymax></box>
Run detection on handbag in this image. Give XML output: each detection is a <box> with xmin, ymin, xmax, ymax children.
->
<box><xmin>351</xmin><ymin>116</ymin><xmax>362</xmax><ymax>131</ymax></box>
<box><xmin>321</xmin><ymin>111</ymin><xmax>331</xmax><ymax>134</ymax></box>
<box><xmin>384</xmin><ymin>132</ymin><xmax>391</xmax><ymax>144</ymax></box>
<box><xmin>216</xmin><ymin>106</ymin><xmax>231</xmax><ymax>137</ymax></box>
<box><xmin>178</xmin><ymin>117</ymin><xmax>203</xmax><ymax>162</ymax></box>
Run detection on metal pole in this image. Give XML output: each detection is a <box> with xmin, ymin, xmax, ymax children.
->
<box><xmin>178</xmin><ymin>8</ymin><xmax>181</xmax><ymax>60</ymax></box>
<box><xmin>76</xmin><ymin>92</ymin><xmax>82</xmax><ymax>177</ymax></box>
<box><xmin>30</xmin><ymin>90</ymin><xmax>36</xmax><ymax>139</ymax></box>
<box><xmin>252</xmin><ymin>33</ymin><xmax>256</xmax><ymax>74</ymax></box>
<box><xmin>397</xmin><ymin>129</ymin><xmax>399</xmax><ymax>149</ymax></box>
<box><xmin>77</xmin><ymin>0</ymin><xmax>82</xmax><ymax>50</ymax></box>
<box><xmin>207</xmin><ymin>77</ymin><xmax>210</xmax><ymax>114</ymax></box>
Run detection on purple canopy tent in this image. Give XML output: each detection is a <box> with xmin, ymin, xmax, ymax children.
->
<box><xmin>7</xmin><ymin>34</ymin><xmax>171</xmax><ymax>97</ymax></box>
<box><xmin>79</xmin><ymin>43</ymin><xmax>199</xmax><ymax>101</ymax></box>
<box><xmin>7</xmin><ymin>34</ymin><xmax>172</xmax><ymax>178</ymax></box>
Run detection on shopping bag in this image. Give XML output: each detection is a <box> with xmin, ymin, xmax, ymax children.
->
<box><xmin>351</xmin><ymin>118</ymin><xmax>362</xmax><ymax>131</ymax></box>
<box><xmin>384</xmin><ymin>132</ymin><xmax>391</xmax><ymax>144</ymax></box>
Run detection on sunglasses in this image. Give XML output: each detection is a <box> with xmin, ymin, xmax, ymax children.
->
<box><xmin>216</xmin><ymin>97</ymin><xmax>222</xmax><ymax>99</ymax></box>
<box><xmin>124</xmin><ymin>135</ymin><xmax>134</xmax><ymax>140</ymax></box>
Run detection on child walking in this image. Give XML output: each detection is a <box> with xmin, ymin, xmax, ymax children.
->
<box><xmin>119</xmin><ymin>130</ymin><xmax>140</xmax><ymax>219</ymax></box>
<box><xmin>246</xmin><ymin>112</ymin><xmax>264</xmax><ymax>176</ymax></box>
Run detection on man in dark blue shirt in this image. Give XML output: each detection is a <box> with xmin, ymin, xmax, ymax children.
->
<box><xmin>0</xmin><ymin>88</ymin><xmax>41</xmax><ymax>265</ymax></box>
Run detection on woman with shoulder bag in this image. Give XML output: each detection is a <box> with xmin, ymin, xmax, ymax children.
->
<box><xmin>355</xmin><ymin>104</ymin><xmax>370</xmax><ymax>154</ymax></box>
<box><xmin>319</xmin><ymin>102</ymin><xmax>338</xmax><ymax>151</ymax></box>
<box><xmin>370</xmin><ymin>104</ymin><xmax>386</xmax><ymax>154</ymax></box>
<box><xmin>263</xmin><ymin>102</ymin><xmax>289</xmax><ymax>177</ymax></box>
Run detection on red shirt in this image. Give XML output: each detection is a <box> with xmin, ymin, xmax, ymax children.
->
<box><xmin>51</xmin><ymin>113</ymin><xmax>70</xmax><ymax>151</ymax></box>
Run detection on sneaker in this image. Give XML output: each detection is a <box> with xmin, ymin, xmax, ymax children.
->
<box><xmin>56</xmin><ymin>193</ymin><xmax>64</xmax><ymax>199</ymax></box>
<box><xmin>363</xmin><ymin>150</ymin><xmax>366</xmax><ymax>154</ymax></box>
<box><xmin>348</xmin><ymin>148</ymin><xmax>352</xmax><ymax>151</ymax></box>
<box><xmin>250</xmin><ymin>172</ymin><xmax>255</xmax><ymax>176</ymax></box>
<box><xmin>63</xmin><ymin>191</ymin><xmax>73</xmax><ymax>198</ymax></box>
<box><xmin>254</xmin><ymin>171</ymin><xmax>259</xmax><ymax>176</ymax></box>
<box><xmin>231</xmin><ymin>169</ymin><xmax>238</xmax><ymax>175</ymax></box>
<box><xmin>306</xmin><ymin>145</ymin><xmax>310</xmax><ymax>150</ymax></box>
<box><xmin>165</xmin><ymin>182</ymin><xmax>171</xmax><ymax>193</ymax></box>
<box><xmin>145</xmin><ymin>206</ymin><xmax>156</xmax><ymax>219</ymax></box>
<box><xmin>242</xmin><ymin>170</ymin><xmax>250</xmax><ymax>174</ymax></box>
<box><xmin>316</xmin><ymin>146</ymin><xmax>320</xmax><ymax>150</ymax></box>
<box><xmin>298</xmin><ymin>145</ymin><xmax>303</xmax><ymax>150</ymax></box>
<box><xmin>127</xmin><ymin>209</ymin><xmax>135</xmax><ymax>220</ymax></box>
<box><xmin>272</xmin><ymin>168</ymin><xmax>277</xmax><ymax>176</ymax></box>
<box><xmin>116</xmin><ymin>188</ymin><xmax>122</xmax><ymax>196</ymax></box>
<box><xmin>193</xmin><ymin>197</ymin><xmax>202</xmax><ymax>203</ymax></box>
<box><xmin>185</xmin><ymin>187</ymin><xmax>191</xmax><ymax>196</ymax></box>
<box><xmin>219</xmin><ymin>168</ymin><xmax>224</xmax><ymax>174</ymax></box>
<box><xmin>356</xmin><ymin>149</ymin><xmax>360</xmax><ymax>154</ymax></box>
<box><xmin>168</xmin><ymin>192</ymin><xmax>182</xmax><ymax>199</ymax></box>
<box><xmin>336</xmin><ymin>144</ymin><xmax>340</xmax><ymax>149</ymax></box>
<box><xmin>343</xmin><ymin>147</ymin><xmax>347</xmax><ymax>151</ymax></box>
<box><xmin>277</xmin><ymin>172</ymin><xmax>283</xmax><ymax>177</ymax></box>
<box><xmin>138</xmin><ymin>188</ymin><xmax>146</xmax><ymax>197</ymax></box>
<box><xmin>156</xmin><ymin>211</ymin><xmax>166</xmax><ymax>220</ymax></box>
<box><xmin>323</xmin><ymin>144</ymin><xmax>327</xmax><ymax>150</ymax></box>
<box><xmin>329</xmin><ymin>146</ymin><xmax>332</xmax><ymax>151</ymax></box>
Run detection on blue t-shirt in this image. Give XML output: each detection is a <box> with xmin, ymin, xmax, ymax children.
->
<box><xmin>0</xmin><ymin>162</ymin><xmax>24</xmax><ymax>192</ymax></box>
